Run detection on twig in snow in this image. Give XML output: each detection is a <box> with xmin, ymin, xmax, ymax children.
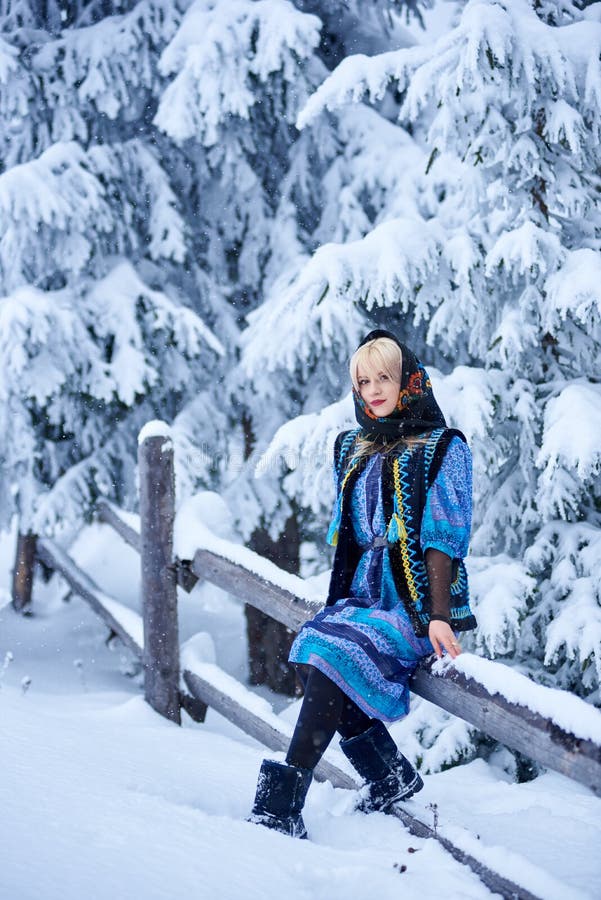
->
<box><xmin>427</xmin><ymin>802</ymin><xmax>439</xmax><ymax>837</ymax></box>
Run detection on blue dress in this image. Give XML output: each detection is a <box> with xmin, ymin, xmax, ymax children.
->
<box><xmin>289</xmin><ymin>437</ymin><xmax>472</xmax><ymax>722</ymax></box>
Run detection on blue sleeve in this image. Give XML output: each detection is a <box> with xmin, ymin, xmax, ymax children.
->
<box><xmin>420</xmin><ymin>437</ymin><xmax>472</xmax><ymax>559</ymax></box>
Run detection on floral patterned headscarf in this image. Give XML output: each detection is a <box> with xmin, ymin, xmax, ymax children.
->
<box><xmin>352</xmin><ymin>329</ymin><xmax>446</xmax><ymax>439</ymax></box>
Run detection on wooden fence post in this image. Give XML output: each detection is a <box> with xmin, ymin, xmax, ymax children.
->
<box><xmin>138</xmin><ymin>423</ymin><xmax>181</xmax><ymax>724</ymax></box>
<box><xmin>12</xmin><ymin>532</ymin><xmax>37</xmax><ymax>614</ymax></box>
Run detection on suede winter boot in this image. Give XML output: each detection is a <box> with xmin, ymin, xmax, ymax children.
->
<box><xmin>340</xmin><ymin>720</ymin><xmax>423</xmax><ymax>813</ymax></box>
<box><xmin>248</xmin><ymin>759</ymin><xmax>313</xmax><ymax>839</ymax></box>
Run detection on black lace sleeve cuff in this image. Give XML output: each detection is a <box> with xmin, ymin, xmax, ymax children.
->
<box><xmin>424</xmin><ymin>547</ymin><xmax>453</xmax><ymax>622</ymax></box>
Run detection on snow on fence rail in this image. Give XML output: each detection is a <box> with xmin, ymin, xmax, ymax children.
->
<box><xmin>10</xmin><ymin>426</ymin><xmax>601</xmax><ymax>900</ymax></box>
<box><xmin>94</xmin><ymin>502</ymin><xmax>601</xmax><ymax>798</ymax></box>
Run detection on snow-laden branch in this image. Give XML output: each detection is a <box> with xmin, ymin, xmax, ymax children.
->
<box><xmin>0</xmin><ymin>283</ymin><xmax>96</xmax><ymax>405</ymax></box>
<box><xmin>241</xmin><ymin>216</ymin><xmax>444</xmax><ymax>379</ymax></box>
<box><xmin>0</xmin><ymin>141</ymin><xmax>109</xmax><ymax>233</ymax></box>
<box><xmin>485</xmin><ymin>222</ymin><xmax>565</xmax><ymax>284</ymax></box>
<box><xmin>0</xmin><ymin>34</ymin><xmax>21</xmax><ymax>83</ymax></box>
<box><xmin>298</xmin><ymin>0</ymin><xmax>600</xmax><ymax>135</ymax></box>
<box><xmin>526</xmin><ymin>520</ymin><xmax>601</xmax><ymax>692</ymax></box>
<box><xmin>32</xmin><ymin>0</ymin><xmax>181</xmax><ymax>119</ymax></box>
<box><xmin>544</xmin><ymin>249</ymin><xmax>601</xmax><ymax>331</ymax></box>
<box><xmin>88</xmin><ymin>262</ymin><xmax>224</xmax><ymax>404</ymax></box>
<box><xmin>467</xmin><ymin>554</ymin><xmax>536</xmax><ymax>657</ymax></box>
<box><xmin>297</xmin><ymin>45</ymin><xmax>427</xmax><ymax>129</ymax></box>
<box><xmin>255</xmin><ymin>394</ymin><xmax>355</xmax><ymax>516</ymax></box>
<box><xmin>156</xmin><ymin>0</ymin><xmax>321</xmax><ymax>144</ymax></box>
<box><xmin>0</xmin><ymin>139</ymin><xmax>189</xmax><ymax>290</ymax></box>
<box><xmin>0</xmin><ymin>260</ymin><xmax>223</xmax><ymax>533</ymax></box>
<box><xmin>537</xmin><ymin>381</ymin><xmax>601</xmax><ymax>485</ymax></box>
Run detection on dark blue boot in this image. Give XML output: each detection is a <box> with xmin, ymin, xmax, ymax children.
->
<box><xmin>248</xmin><ymin>760</ymin><xmax>313</xmax><ymax>838</ymax></box>
<box><xmin>340</xmin><ymin>721</ymin><xmax>423</xmax><ymax>812</ymax></box>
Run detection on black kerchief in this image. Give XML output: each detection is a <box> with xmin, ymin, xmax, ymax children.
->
<box><xmin>353</xmin><ymin>329</ymin><xmax>446</xmax><ymax>439</ymax></box>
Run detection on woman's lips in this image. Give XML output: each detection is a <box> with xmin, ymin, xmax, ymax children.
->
<box><xmin>371</xmin><ymin>399</ymin><xmax>385</xmax><ymax>406</ymax></box>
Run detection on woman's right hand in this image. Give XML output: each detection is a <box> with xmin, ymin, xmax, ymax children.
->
<box><xmin>428</xmin><ymin>620</ymin><xmax>461</xmax><ymax>659</ymax></box>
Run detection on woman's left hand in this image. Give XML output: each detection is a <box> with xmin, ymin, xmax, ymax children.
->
<box><xmin>428</xmin><ymin>620</ymin><xmax>461</xmax><ymax>659</ymax></box>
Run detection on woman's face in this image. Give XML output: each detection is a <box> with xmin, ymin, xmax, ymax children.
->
<box><xmin>357</xmin><ymin>364</ymin><xmax>401</xmax><ymax>417</ymax></box>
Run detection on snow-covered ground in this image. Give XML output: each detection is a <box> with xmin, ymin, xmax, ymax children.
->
<box><xmin>1</xmin><ymin>523</ymin><xmax>600</xmax><ymax>900</ymax></box>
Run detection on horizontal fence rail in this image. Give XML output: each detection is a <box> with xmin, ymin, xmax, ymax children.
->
<box><xmin>35</xmin><ymin>535</ymin><xmax>208</xmax><ymax>724</ymax></box>
<box><xmin>98</xmin><ymin>499</ymin><xmax>601</xmax><ymax>797</ymax></box>
<box><xmin>36</xmin><ymin>537</ymin><xmax>144</xmax><ymax>659</ymax></box>
<box><xmin>96</xmin><ymin>501</ymin><xmax>141</xmax><ymax>553</ymax></box>
<box><xmin>412</xmin><ymin>660</ymin><xmax>601</xmax><ymax>794</ymax></box>
<box><xmin>185</xmin><ymin>543</ymin><xmax>601</xmax><ymax>797</ymax></box>
<box><xmin>182</xmin><ymin>664</ymin><xmax>357</xmax><ymax>790</ymax></box>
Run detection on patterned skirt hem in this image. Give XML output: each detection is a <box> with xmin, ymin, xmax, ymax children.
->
<box><xmin>290</xmin><ymin>651</ymin><xmax>410</xmax><ymax>723</ymax></box>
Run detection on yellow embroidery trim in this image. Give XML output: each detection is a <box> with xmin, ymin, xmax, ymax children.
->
<box><xmin>391</xmin><ymin>456</ymin><xmax>420</xmax><ymax>607</ymax></box>
<box><xmin>330</xmin><ymin>462</ymin><xmax>359</xmax><ymax>546</ymax></box>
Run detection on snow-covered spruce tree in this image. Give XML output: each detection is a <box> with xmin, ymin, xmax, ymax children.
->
<box><xmin>241</xmin><ymin>0</ymin><xmax>601</xmax><ymax>757</ymax></box>
<box><xmin>0</xmin><ymin>2</ymin><xmax>224</xmax><ymax>537</ymax></box>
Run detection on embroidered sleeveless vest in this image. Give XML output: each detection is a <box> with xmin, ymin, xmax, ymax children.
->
<box><xmin>325</xmin><ymin>428</ymin><xmax>476</xmax><ymax>637</ymax></box>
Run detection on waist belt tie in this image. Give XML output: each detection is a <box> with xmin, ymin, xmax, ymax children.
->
<box><xmin>366</xmin><ymin>535</ymin><xmax>390</xmax><ymax>550</ymax></box>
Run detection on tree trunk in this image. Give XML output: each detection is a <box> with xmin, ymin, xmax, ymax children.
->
<box><xmin>12</xmin><ymin>532</ymin><xmax>37</xmax><ymax>614</ymax></box>
<box><xmin>245</xmin><ymin>513</ymin><xmax>301</xmax><ymax>696</ymax></box>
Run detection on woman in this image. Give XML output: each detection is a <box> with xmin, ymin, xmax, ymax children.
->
<box><xmin>248</xmin><ymin>329</ymin><xmax>477</xmax><ymax>838</ymax></box>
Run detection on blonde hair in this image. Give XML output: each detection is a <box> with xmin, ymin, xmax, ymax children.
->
<box><xmin>349</xmin><ymin>337</ymin><xmax>402</xmax><ymax>392</ymax></box>
<box><xmin>349</xmin><ymin>337</ymin><xmax>429</xmax><ymax>461</ymax></box>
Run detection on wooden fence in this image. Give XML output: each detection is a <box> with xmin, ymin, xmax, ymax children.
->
<box><xmin>11</xmin><ymin>426</ymin><xmax>601</xmax><ymax>900</ymax></box>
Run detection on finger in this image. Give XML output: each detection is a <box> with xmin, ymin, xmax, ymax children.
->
<box><xmin>446</xmin><ymin>638</ymin><xmax>461</xmax><ymax>659</ymax></box>
<box><xmin>431</xmin><ymin>635</ymin><xmax>442</xmax><ymax>658</ymax></box>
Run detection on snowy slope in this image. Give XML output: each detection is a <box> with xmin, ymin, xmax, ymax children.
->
<box><xmin>1</xmin><ymin>526</ymin><xmax>600</xmax><ymax>900</ymax></box>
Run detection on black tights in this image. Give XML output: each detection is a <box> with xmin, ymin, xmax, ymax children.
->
<box><xmin>285</xmin><ymin>666</ymin><xmax>376</xmax><ymax>771</ymax></box>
